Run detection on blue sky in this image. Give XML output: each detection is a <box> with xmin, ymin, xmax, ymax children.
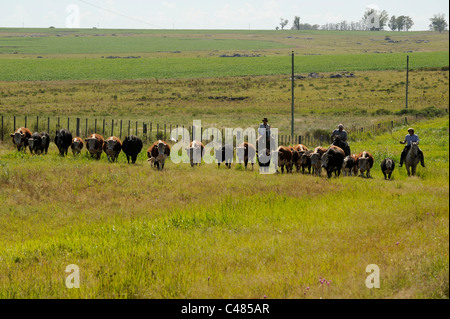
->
<box><xmin>1</xmin><ymin>0</ymin><xmax>448</xmax><ymax>30</ymax></box>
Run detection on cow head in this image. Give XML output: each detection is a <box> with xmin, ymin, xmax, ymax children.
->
<box><xmin>235</xmin><ymin>145</ymin><xmax>246</xmax><ymax>162</ymax></box>
<box><xmin>85</xmin><ymin>138</ymin><xmax>98</xmax><ymax>152</ymax></box>
<box><xmin>12</xmin><ymin>132</ymin><xmax>25</xmax><ymax>146</ymax></box>
<box><xmin>385</xmin><ymin>158</ymin><xmax>394</xmax><ymax>170</ymax></box>
<box><xmin>28</xmin><ymin>137</ymin><xmax>35</xmax><ymax>149</ymax></box>
<box><xmin>72</xmin><ymin>139</ymin><xmax>83</xmax><ymax>151</ymax></box>
<box><xmin>105</xmin><ymin>139</ymin><xmax>117</xmax><ymax>152</ymax></box>
<box><xmin>157</xmin><ymin>141</ymin><xmax>168</xmax><ymax>159</ymax></box>
<box><xmin>321</xmin><ymin>153</ymin><xmax>332</xmax><ymax>169</ymax></box>
<box><xmin>358</xmin><ymin>157</ymin><xmax>370</xmax><ymax>172</ymax></box>
<box><xmin>41</xmin><ymin>134</ymin><xmax>49</xmax><ymax>146</ymax></box>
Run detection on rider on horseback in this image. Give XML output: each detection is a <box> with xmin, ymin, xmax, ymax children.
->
<box><xmin>399</xmin><ymin>128</ymin><xmax>425</xmax><ymax>167</ymax></box>
<box><xmin>258</xmin><ymin>118</ymin><xmax>271</xmax><ymax>141</ymax></box>
<box><xmin>331</xmin><ymin>124</ymin><xmax>351</xmax><ymax>156</ymax></box>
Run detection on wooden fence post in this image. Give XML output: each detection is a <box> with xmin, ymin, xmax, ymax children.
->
<box><xmin>48</xmin><ymin>117</ymin><xmax>50</xmax><ymax>133</ymax></box>
<box><xmin>14</xmin><ymin>116</ymin><xmax>16</xmax><ymax>131</ymax></box>
<box><xmin>36</xmin><ymin>116</ymin><xmax>39</xmax><ymax>132</ymax></box>
<box><xmin>95</xmin><ymin>119</ymin><xmax>97</xmax><ymax>133</ymax></box>
<box><xmin>120</xmin><ymin>120</ymin><xmax>122</xmax><ymax>139</ymax></box>
<box><xmin>102</xmin><ymin>119</ymin><xmax>105</xmax><ymax>135</ymax></box>
<box><xmin>25</xmin><ymin>116</ymin><xmax>27</xmax><ymax>128</ymax></box>
<box><xmin>67</xmin><ymin>117</ymin><xmax>70</xmax><ymax>131</ymax></box>
<box><xmin>1</xmin><ymin>115</ymin><xmax>3</xmax><ymax>141</ymax></box>
<box><xmin>85</xmin><ymin>118</ymin><xmax>88</xmax><ymax>137</ymax></box>
<box><xmin>76</xmin><ymin>118</ymin><xmax>80</xmax><ymax>137</ymax></box>
<box><xmin>111</xmin><ymin>119</ymin><xmax>114</xmax><ymax>137</ymax></box>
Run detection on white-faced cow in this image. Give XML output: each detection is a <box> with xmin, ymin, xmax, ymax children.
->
<box><xmin>381</xmin><ymin>158</ymin><xmax>395</xmax><ymax>180</ymax></box>
<box><xmin>147</xmin><ymin>140</ymin><xmax>171</xmax><ymax>171</ymax></box>
<box><xmin>122</xmin><ymin>135</ymin><xmax>143</xmax><ymax>164</ymax></box>
<box><xmin>71</xmin><ymin>137</ymin><xmax>84</xmax><ymax>156</ymax></box>
<box><xmin>236</xmin><ymin>142</ymin><xmax>256</xmax><ymax>171</ymax></box>
<box><xmin>275</xmin><ymin>146</ymin><xmax>293</xmax><ymax>174</ymax></box>
<box><xmin>185</xmin><ymin>140</ymin><xmax>205</xmax><ymax>167</ymax></box>
<box><xmin>10</xmin><ymin>127</ymin><xmax>32</xmax><ymax>152</ymax></box>
<box><xmin>321</xmin><ymin>145</ymin><xmax>345</xmax><ymax>178</ymax></box>
<box><xmin>103</xmin><ymin>136</ymin><xmax>122</xmax><ymax>163</ymax></box>
<box><xmin>55</xmin><ymin>129</ymin><xmax>73</xmax><ymax>156</ymax></box>
<box><xmin>85</xmin><ymin>134</ymin><xmax>104</xmax><ymax>160</ymax></box>
<box><xmin>356</xmin><ymin>151</ymin><xmax>374</xmax><ymax>178</ymax></box>
<box><xmin>310</xmin><ymin>151</ymin><xmax>322</xmax><ymax>176</ymax></box>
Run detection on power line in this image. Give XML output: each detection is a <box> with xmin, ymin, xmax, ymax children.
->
<box><xmin>77</xmin><ymin>0</ymin><xmax>164</xmax><ymax>29</ymax></box>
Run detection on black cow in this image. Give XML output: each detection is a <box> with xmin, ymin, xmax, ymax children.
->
<box><xmin>40</xmin><ymin>132</ymin><xmax>50</xmax><ymax>154</ymax></box>
<box><xmin>381</xmin><ymin>158</ymin><xmax>395</xmax><ymax>180</ymax></box>
<box><xmin>216</xmin><ymin>144</ymin><xmax>234</xmax><ymax>169</ymax></box>
<box><xmin>321</xmin><ymin>146</ymin><xmax>346</xmax><ymax>178</ymax></box>
<box><xmin>54</xmin><ymin>129</ymin><xmax>73</xmax><ymax>156</ymax></box>
<box><xmin>28</xmin><ymin>132</ymin><xmax>43</xmax><ymax>155</ymax></box>
<box><xmin>122</xmin><ymin>135</ymin><xmax>143</xmax><ymax>164</ymax></box>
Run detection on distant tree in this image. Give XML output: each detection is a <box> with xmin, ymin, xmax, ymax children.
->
<box><xmin>280</xmin><ymin>18</ymin><xmax>289</xmax><ymax>30</ymax></box>
<box><xmin>388</xmin><ymin>15</ymin><xmax>398</xmax><ymax>31</ymax></box>
<box><xmin>396</xmin><ymin>15</ymin><xmax>406</xmax><ymax>31</ymax></box>
<box><xmin>395</xmin><ymin>16</ymin><xmax>414</xmax><ymax>31</ymax></box>
<box><xmin>404</xmin><ymin>16</ymin><xmax>414</xmax><ymax>31</ymax></box>
<box><xmin>429</xmin><ymin>13</ymin><xmax>448</xmax><ymax>33</ymax></box>
<box><xmin>363</xmin><ymin>8</ymin><xmax>389</xmax><ymax>30</ymax></box>
<box><xmin>292</xmin><ymin>16</ymin><xmax>301</xmax><ymax>30</ymax></box>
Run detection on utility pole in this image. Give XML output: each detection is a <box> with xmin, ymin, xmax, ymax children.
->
<box><xmin>406</xmin><ymin>55</ymin><xmax>409</xmax><ymax>109</ymax></box>
<box><xmin>291</xmin><ymin>51</ymin><xmax>295</xmax><ymax>141</ymax></box>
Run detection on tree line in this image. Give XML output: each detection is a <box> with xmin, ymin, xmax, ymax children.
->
<box><xmin>277</xmin><ymin>10</ymin><xmax>448</xmax><ymax>32</ymax></box>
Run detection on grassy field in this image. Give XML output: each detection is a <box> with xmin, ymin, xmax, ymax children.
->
<box><xmin>0</xmin><ymin>69</ymin><xmax>448</xmax><ymax>136</ymax></box>
<box><xmin>0</xmin><ymin>117</ymin><xmax>448</xmax><ymax>299</ymax></box>
<box><xmin>0</xmin><ymin>28</ymin><xmax>448</xmax><ymax>300</ymax></box>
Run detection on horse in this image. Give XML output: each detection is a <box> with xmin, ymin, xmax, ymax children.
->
<box><xmin>332</xmin><ymin>136</ymin><xmax>351</xmax><ymax>157</ymax></box>
<box><xmin>405</xmin><ymin>142</ymin><xmax>420</xmax><ymax>177</ymax></box>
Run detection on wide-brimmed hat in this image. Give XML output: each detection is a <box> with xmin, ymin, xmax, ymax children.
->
<box><xmin>338</xmin><ymin>124</ymin><xmax>344</xmax><ymax>129</ymax></box>
<box><xmin>262</xmin><ymin>118</ymin><xmax>268</xmax><ymax>122</ymax></box>
<box><xmin>408</xmin><ymin>128</ymin><xmax>414</xmax><ymax>132</ymax></box>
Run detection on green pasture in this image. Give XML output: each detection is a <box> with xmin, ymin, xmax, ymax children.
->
<box><xmin>0</xmin><ymin>117</ymin><xmax>448</xmax><ymax>299</ymax></box>
<box><xmin>0</xmin><ymin>51</ymin><xmax>448</xmax><ymax>81</ymax></box>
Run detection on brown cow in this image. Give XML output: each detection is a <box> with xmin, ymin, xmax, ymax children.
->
<box><xmin>71</xmin><ymin>137</ymin><xmax>84</xmax><ymax>156</ymax></box>
<box><xmin>291</xmin><ymin>144</ymin><xmax>309</xmax><ymax>173</ymax></box>
<box><xmin>85</xmin><ymin>134</ymin><xmax>104</xmax><ymax>160</ymax></box>
<box><xmin>236</xmin><ymin>142</ymin><xmax>256</xmax><ymax>171</ymax></box>
<box><xmin>185</xmin><ymin>140</ymin><xmax>205</xmax><ymax>167</ymax></box>
<box><xmin>356</xmin><ymin>151</ymin><xmax>374</xmax><ymax>178</ymax></box>
<box><xmin>103</xmin><ymin>136</ymin><xmax>122</xmax><ymax>162</ymax></box>
<box><xmin>147</xmin><ymin>140</ymin><xmax>171</xmax><ymax>171</ymax></box>
<box><xmin>300</xmin><ymin>150</ymin><xmax>313</xmax><ymax>174</ymax></box>
<box><xmin>275</xmin><ymin>146</ymin><xmax>293</xmax><ymax>174</ymax></box>
<box><xmin>10</xmin><ymin>127</ymin><xmax>32</xmax><ymax>152</ymax></box>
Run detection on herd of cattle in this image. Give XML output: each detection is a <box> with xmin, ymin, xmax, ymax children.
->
<box><xmin>9</xmin><ymin>127</ymin><xmax>396</xmax><ymax>179</ymax></box>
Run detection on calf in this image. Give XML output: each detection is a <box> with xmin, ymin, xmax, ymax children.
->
<box><xmin>103</xmin><ymin>136</ymin><xmax>122</xmax><ymax>162</ymax></box>
<box><xmin>275</xmin><ymin>146</ymin><xmax>293</xmax><ymax>174</ymax></box>
<box><xmin>236</xmin><ymin>142</ymin><xmax>256</xmax><ymax>171</ymax></box>
<box><xmin>310</xmin><ymin>152</ymin><xmax>322</xmax><ymax>176</ymax></box>
<box><xmin>71</xmin><ymin>137</ymin><xmax>84</xmax><ymax>156</ymax></box>
<box><xmin>122</xmin><ymin>135</ymin><xmax>143</xmax><ymax>164</ymax></box>
<box><xmin>28</xmin><ymin>132</ymin><xmax>43</xmax><ymax>155</ymax></box>
<box><xmin>85</xmin><ymin>134</ymin><xmax>104</xmax><ymax>160</ymax></box>
<box><xmin>10</xmin><ymin>127</ymin><xmax>32</xmax><ymax>152</ymax></box>
<box><xmin>321</xmin><ymin>146</ymin><xmax>345</xmax><ymax>178</ymax></box>
<box><xmin>40</xmin><ymin>132</ymin><xmax>50</xmax><ymax>154</ymax></box>
<box><xmin>381</xmin><ymin>158</ymin><xmax>395</xmax><ymax>180</ymax></box>
<box><xmin>300</xmin><ymin>151</ymin><xmax>312</xmax><ymax>174</ymax></box>
<box><xmin>55</xmin><ymin>129</ymin><xmax>73</xmax><ymax>156</ymax></box>
<box><xmin>147</xmin><ymin>140</ymin><xmax>171</xmax><ymax>171</ymax></box>
<box><xmin>342</xmin><ymin>156</ymin><xmax>356</xmax><ymax>177</ymax></box>
<box><xmin>356</xmin><ymin>151</ymin><xmax>374</xmax><ymax>178</ymax></box>
<box><xmin>215</xmin><ymin>144</ymin><xmax>234</xmax><ymax>169</ymax></box>
<box><xmin>186</xmin><ymin>140</ymin><xmax>205</xmax><ymax>167</ymax></box>
<box><xmin>314</xmin><ymin>146</ymin><xmax>328</xmax><ymax>157</ymax></box>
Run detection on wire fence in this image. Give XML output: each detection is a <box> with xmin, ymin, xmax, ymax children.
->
<box><xmin>0</xmin><ymin>113</ymin><xmax>446</xmax><ymax>148</ymax></box>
